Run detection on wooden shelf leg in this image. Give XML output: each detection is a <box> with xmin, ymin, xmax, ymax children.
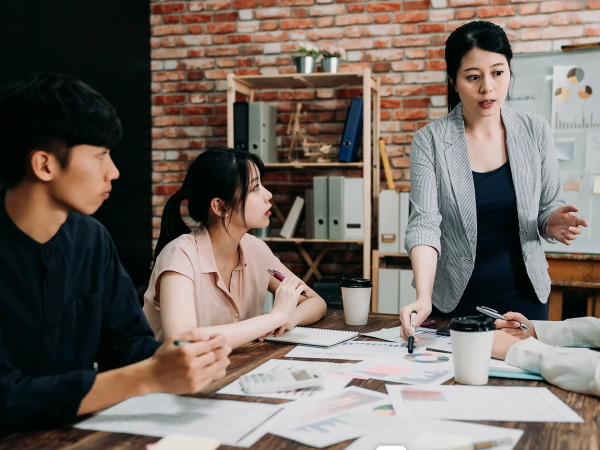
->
<box><xmin>549</xmin><ymin>287</ymin><xmax>563</xmax><ymax>321</ymax></box>
<box><xmin>296</xmin><ymin>243</ymin><xmax>326</xmax><ymax>282</ymax></box>
<box><xmin>371</xmin><ymin>249</ymin><xmax>379</xmax><ymax>313</ymax></box>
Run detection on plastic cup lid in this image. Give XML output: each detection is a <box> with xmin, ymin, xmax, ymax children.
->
<box><xmin>449</xmin><ymin>315</ymin><xmax>496</xmax><ymax>332</ymax></box>
<box><xmin>339</xmin><ymin>277</ymin><xmax>373</xmax><ymax>288</ymax></box>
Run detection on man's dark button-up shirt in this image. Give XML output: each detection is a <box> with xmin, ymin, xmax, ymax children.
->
<box><xmin>0</xmin><ymin>193</ymin><xmax>161</xmax><ymax>436</ymax></box>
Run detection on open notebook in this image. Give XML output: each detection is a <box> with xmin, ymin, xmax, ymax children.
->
<box><xmin>264</xmin><ymin>327</ymin><xmax>358</xmax><ymax>348</ymax></box>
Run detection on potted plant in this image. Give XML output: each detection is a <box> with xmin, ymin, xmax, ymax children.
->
<box><xmin>296</xmin><ymin>42</ymin><xmax>321</xmax><ymax>74</ymax></box>
<box><xmin>321</xmin><ymin>44</ymin><xmax>346</xmax><ymax>74</ymax></box>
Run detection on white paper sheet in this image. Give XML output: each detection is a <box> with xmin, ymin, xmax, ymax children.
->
<box><xmin>361</xmin><ymin>327</ymin><xmax>453</xmax><ymax>353</ymax></box>
<box><xmin>338</xmin><ymin>347</ymin><xmax>454</xmax><ymax>386</ymax></box>
<box><xmin>268</xmin><ymin>386</ymin><xmax>395</xmax><ymax>448</ymax></box>
<box><xmin>75</xmin><ymin>394</ymin><xmax>284</xmax><ymax>448</ymax></box>
<box><xmin>386</xmin><ymin>385</ymin><xmax>583</xmax><ymax>423</ymax></box>
<box><xmin>552</xmin><ymin>63</ymin><xmax>600</xmax><ymax>132</ymax></box>
<box><xmin>585</xmin><ymin>131</ymin><xmax>600</xmax><ymax>170</ymax></box>
<box><xmin>216</xmin><ymin>359</ymin><xmax>352</xmax><ymax>400</ymax></box>
<box><xmin>345</xmin><ymin>419</ymin><xmax>524</xmax><ymax>450</ymax></box>
<box><xmin>284</xmin><ymin>340</ymin><xmax>404</xmax><ymax>360</ymax></box>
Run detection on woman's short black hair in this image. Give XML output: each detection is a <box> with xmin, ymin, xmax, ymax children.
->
<box><xmin>445</xmin><ymin>21</ymin><xmax>513</xmax><ymax>112</ymax></box>
<box><xmin>0</xmin><ymin>73</ymin><xmax>122</xmax><ymax>189</ymax></box>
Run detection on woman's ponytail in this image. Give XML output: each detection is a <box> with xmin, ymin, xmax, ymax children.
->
<box><xmin>153</xmin><ymin>188</ymin><xmax>191</xmax><ymax>264</ymax></box>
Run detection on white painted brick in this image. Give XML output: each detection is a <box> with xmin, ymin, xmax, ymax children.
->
<box><xmin>431</xmin><ymin>0</ymin><xmax>448</xmax><ymax>8</ymax></box>
<box><xmin>430</xmin><ymin>95</ymin><xmax>447</xmax><ymax>107</ymax></box>
<box><xmin>239</xmin><ymin>9</ymin><xmax>253</xmax><ymax>20</ymax></box>
<box><xmin>264</xmin><ymin>43</ymin><xmax>282</xmax><ymax>54</ymax></box>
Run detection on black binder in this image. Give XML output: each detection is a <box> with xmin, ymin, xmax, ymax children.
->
<box><xmin>233</xmin><ymin>101</ymin><xmax>249</xmax><ymax>151</ymax></box>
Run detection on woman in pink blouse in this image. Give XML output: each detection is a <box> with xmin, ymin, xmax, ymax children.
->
<box><xmin>143</xmin><ymin>147</ymin><xmax>327</xmax><ymax>348</ymax></box>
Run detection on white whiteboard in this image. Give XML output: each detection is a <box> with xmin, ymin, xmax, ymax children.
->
<box><xmin>507</xmin><ymin>49</ymin><xmax>600</xmax><ymax>254</ymax></box>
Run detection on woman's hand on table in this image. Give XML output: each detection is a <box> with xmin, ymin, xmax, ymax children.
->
<box><xmin>494</xmin><ymin>311</ymin><xmax>537</xmax><ymax>340</ymax></box>
<box><xmin>399</xmin><ymin>298</ymin><xmax>432</xmax><ymax>342</ymax></box>
<box><xmin>492</xmin><ymin>330</ymin><xmax>522</xmax><ymax>360</ymax></box>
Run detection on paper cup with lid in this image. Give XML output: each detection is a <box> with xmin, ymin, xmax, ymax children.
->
<box><xmin>449</xmin><ymin>315</ymin><xmax>496</xmax><ymax>385</ymax></box>
<box><xmin>339</xmin><ymin>278</ymin><xmax>373</xmax><ymax>325</ymax></box>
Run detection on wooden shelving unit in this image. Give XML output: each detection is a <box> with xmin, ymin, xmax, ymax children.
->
<box><xmin>371</xmin><ymin>249</ymin><xmax>411</xmax><ymax>313</ymax></box>
<box><xmin>227</xmin><ymin>69</ymin><xmax>381</xmax><ymax>281</ymax></box>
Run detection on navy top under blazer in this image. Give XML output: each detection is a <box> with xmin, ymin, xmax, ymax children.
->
<box><xmin>405</xmin><ymin>102</ymin><xmax>566</xmax><ymax>313</ymax></box>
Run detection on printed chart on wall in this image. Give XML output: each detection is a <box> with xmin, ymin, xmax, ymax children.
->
<box><xmin>552</xmin><ymin>64</ymin><xmax>600</xmax><ymax>132</ymax></box>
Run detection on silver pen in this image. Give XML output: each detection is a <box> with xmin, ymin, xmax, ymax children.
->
<box><xmin>476</xmin><ymin>306</ymin><xmax>529</xmax><ymax>331</ymax></box>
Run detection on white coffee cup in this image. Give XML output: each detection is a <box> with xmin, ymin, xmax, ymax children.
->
<box><xmin>449</xmin><ymin>316</ymin><xmax>496</xmax><ymax>385</ymax></box>
<box><xmin>340</xmin><ymin>278</ymin><xmax>373</xmax><ymax>326</ymax></box>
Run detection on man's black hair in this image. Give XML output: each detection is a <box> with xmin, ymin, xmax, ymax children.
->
<box><xmin>0</xmin><ymin>73</ymin><xmax>122</xmax><ymax>189</ymax></box>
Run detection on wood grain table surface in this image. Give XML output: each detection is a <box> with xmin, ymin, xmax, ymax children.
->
<box><xmin>1</xmin><ymin>310</ymin><xmax>598</xmax><ymax>450</ymax></box>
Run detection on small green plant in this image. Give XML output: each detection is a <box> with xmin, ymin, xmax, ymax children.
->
<box><xmin>297</xmin><ymin>42</ymin><xmax>321</xmax><ymax>59</ymax></box>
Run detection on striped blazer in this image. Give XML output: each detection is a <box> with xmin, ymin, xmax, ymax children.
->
<box><xmin>405</xmin><ymin>102</ymin><xmax>566</xmax><ymax>313</ymax></box>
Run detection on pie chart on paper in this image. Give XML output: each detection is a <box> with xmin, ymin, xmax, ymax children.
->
<box><xmin>578</xmin><ymin>85</ymin><xmax>592</xmax><ymax>100</ymax></box>
<box><xmin>555</xmin><ymin>87</ymin><xmax>569</xmax><ymax>100</ymax></box>
<box><xmin>567</xmin><ymin>67</ymin><xmax>585</xmax><ymax>84</ymax></box>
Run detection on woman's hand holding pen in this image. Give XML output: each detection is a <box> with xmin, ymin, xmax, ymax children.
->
<box><xmin>259</xmin><ymin>276</ymin><xmax>305</xmax><ymax>341</ymax></box>
<box><xmin>400</xmin><ymin>298</ymin><xmax>432</xmax><ymax>342</ymax></box>
<box><xmin>494</xmin><ymin>311</ymin><xmax>537</xmax><ymax>340</ymax></box>
<box><xmin>546</xmin><ymin>205</ymin><xmax>588</xmax><ymax>245</ymax></box>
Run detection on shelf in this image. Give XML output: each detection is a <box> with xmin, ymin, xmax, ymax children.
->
<box><xmin>265</xmin><ymin>162</ymin><xmax>363</xmax><ymax>169</ymax></box>
<box><xmin>232</xmin><ymin>72</ymin><xmax>376</xmax><ymax>90</ymax></box>
<box><xmin>261</xmin><ymin>238</ymin><xmax>364</xmax><ymax>244</ymax></box>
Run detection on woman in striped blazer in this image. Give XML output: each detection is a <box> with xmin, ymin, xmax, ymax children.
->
<box><xmin>400</xmin><ymin>21</ymin><xmax>588</xmax><ymax>340</ymax></box>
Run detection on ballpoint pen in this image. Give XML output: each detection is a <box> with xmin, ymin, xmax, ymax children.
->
<box><xmin>408</xmin><ymin>311</ymin><xmax>417</xmax><ymax>354</ymax></box>
<box><xmin>267</xmin><ymin>269</ymin><xmax>310</xmax><ymax>298</ymax></box>
<box><xmin>476</xmin><ymin>306</ymin><xmax>529</xmax><ymax>330</ymax></box>
<box><xmin>448</xmin><ymin>437</ymin><xmax>513</xmax><ymax>450</ymax></box>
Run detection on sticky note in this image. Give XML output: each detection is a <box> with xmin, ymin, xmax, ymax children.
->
<box><xmin>593</xmin><ymin>175</ymin><xmax>600</xmax><ymax>194</ymax></box>
<box><xmin>151</xmin><ymin>434</ymin><xmax>220</xmax><ymax>450</ymax></box>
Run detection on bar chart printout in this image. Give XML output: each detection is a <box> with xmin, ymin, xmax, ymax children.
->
<box><xmin>552</xmin><ymin>64</ymin><xmax>600</xmax><ymax>131</ymax></box>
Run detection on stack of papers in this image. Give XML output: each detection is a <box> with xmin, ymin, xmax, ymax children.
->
<box><xmin>284</xmin><ymin>340</ymin><xmax>403</xmax><ymax>360</ymax></box>
<box><xmin>361</xmin><ymin>326</ymin><xmax>453</xmax><ymax>353</ymax></box>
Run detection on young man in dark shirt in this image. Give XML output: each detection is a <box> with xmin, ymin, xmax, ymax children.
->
<box><xmin>0</xmin><ymin>73</ymin><xmax>231</xmax><ymax>436</ymax></box>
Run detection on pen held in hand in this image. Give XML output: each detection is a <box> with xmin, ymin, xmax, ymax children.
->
<box><xmin>408</xmin><ymin>311</ymin><xmax>417</xmax><ymax>354</ymax></box>
<box><xmin>267</xmin><ymin>269</ymin><xmax>310</xmax><ymax>298</ymax></box>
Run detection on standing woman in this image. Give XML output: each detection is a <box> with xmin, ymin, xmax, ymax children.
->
<box><xmin>144</xmin><ymin>147</ymin><xmax>327</xmax><ymax>348</ymax></box>
<box><xmin>400</xmin><ymin>21</ymin><xmax>588</xmax><ymax>339</ymax></box>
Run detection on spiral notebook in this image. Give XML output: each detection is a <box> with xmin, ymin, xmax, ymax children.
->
<box><xmin>264</xmin><ymin>327</ymin><xmax>358</xmax><ymax>348</ymax></box>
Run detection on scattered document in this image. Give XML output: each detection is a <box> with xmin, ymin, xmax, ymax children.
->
<box><xmin>552</xmin><ymin>64</ymin><xmax>600</xmax><ymax>132</ymax></box>
<box><xmin>217</xmin><ymin>359</ymin><xmax>352</xmax><ymax>400</ymax></box>
<box><xmin>75</xmin><ymin>394</ymin><xmax>284</xmax><ymax>448</ymax></box>
<box><xmin>585</xmin><ymin>131</ymin><xmax>600</xmax><ymax>171</ymax></box>
<box><xmin>268</xmin><ymin>386</ymin><xmax>395</xmax><ymax>448</ymax></box>
<box><xmin>151</xmin><ymin>434</ymin><xmax>220</xmax><ymax>450</ymax></box>
<box><xmin>345</xmin><ymin>419</ymin><xmax>523</xmax><ymax>450</ymax></box>
<box><xmin>387</xmin><ymin>385</ymin><xmax>583</xmax><ymax>423</ymax></box>
<box><xmin>557</xmin><ymin>137</ymin><xmax>576</xmax><ymax>160</ymax></box>
<box><xmin>338</xmin><ymin>349</ymin><xmax>455</xmax><ymax>386</ymax></box>
<box><xmin>489</xmin><ymin>358</ymin><xmax>543</xmax><ymax>381</ymax></box>
<box><xmin>361</xmin><ymin>327</ymin><xmax>452</xmax><ymax>353</ymax></box>
<box><xmin>284</xmin><ymin>340</ymin><xmax>404</xmax><ymax>360</ymax></box>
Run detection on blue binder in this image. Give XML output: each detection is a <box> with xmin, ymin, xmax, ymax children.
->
<box><xmin>338</xmin><ymin>98</ymin><xmax>363</xmax><ymax>163</ymax></box>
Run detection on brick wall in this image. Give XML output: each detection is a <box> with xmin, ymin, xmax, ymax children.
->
<box><xmin>150</xmin><ymin>0</ymin><xmax>600</xmax><ymax>280</ymax></box>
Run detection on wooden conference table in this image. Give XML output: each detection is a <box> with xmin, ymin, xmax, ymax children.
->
<box><xmin>1</xmin><ymin>311</ymin><xmax>598</xmax><ymax>450</ymax></box>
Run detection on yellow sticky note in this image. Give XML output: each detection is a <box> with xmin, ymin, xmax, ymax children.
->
<box><xmin>151</xmin><ymin>434</ymin><xmax>220</xmax><ymax>450</ymax></box>
<box><xmin>593</xmin><ymin>175</ymin><xmax>600</xmax><ymax>194</ymax></box>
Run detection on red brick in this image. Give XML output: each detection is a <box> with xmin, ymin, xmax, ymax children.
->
<box><xmin>418</xmin><ymin>23</ymin><xmax>446</xmax><ymax>33</ymax></box>
<box><xmin>181</xmin><ymin>14</ymin><xmax>212</xmax><ymax>23</ymax></box>
<box><xmin>236</xmin><ymin>58</ymin><xmax>253</xmax><ymax>67</ymax></box>
<box><xmin>279</xmin><ymin>0</ymin><xmax>315</xmax><ymax>5</ymax></box>
<box><xmin>214</xmin><ymin>36</ymin><xmax>226</xmax><ymax>44</ymax></box>
<box><xmin>348</xmin><ymin>4</ymin><xmax>365</xmax><ymax>12</ymax></box>
<box><xmin>280</xmin><ymin>91</ymin><xmax>316</xmax><ymax>100</ymax></box>
<box><xmin>206</xmin><ymin>23</ymin><xmax>236</xmax><ymax>34</ymax></box>
<box><xmin>367</xmin><ymin>2</ymin><xmax>402</xmax><ymax>12</ymax></box>
<box><xmin>262</xmin><ymin>22</ymin><xmax>279</xmax><ymax>31</ymax></box>
<box><xmin>235</xmin><ymin>69</ymin><xmax>261</xmax><ymax>75</ymax></box>
<box><xmin>403</xmin><ymin>0</ymin><xmax>431</xmax><ymax>10</ymax></box>
<box><xmin>428</xmin><ymin>48</ymin><xmax>445</xmax><ymax>58</ymax></box>
<box><xmin>394</xmin><ymin>12</ymin><xmax>428</xmax><ymax>22</ymax></box>
<box><xmin>373</xmin><ymin>62</ymin><xmax>392</xmax><ymax>72</ymax></box>
<box><xmin>405</xmin><ymin>49</ymin><xmax>426</xmax><ymax>58</ymax></box>
<box><xmin>519</xmin><ymin>4</ymin><xmax>539</xmax><ymax>15</ymax></box>
<box><xmin>457</xmin><ymin>9</ymin><xmax>476</xmax><ymax>19</ymax></box>
<box><xmin>449</xmin><ymin>0</ymin><xmax>487</xmax><ymax>6</ymax></box>
<box><xmin>165</xmin><ymin>107</ymin><xmax>181</xmax><ymax>115</ymax></box>
<box><xmin>374</xmin><ymin>14</ymin><xmax>392</xmax><ymax>23</ymax></box>
<box><xmin>540</xmin><ymin>1</ymin><xmax>581</xmax><ymax>12</ymax></box>
<box><xmin>255</xmin><ymin>31</ymin><xmax>289</xmax><ymax>42</ymax></box>
<box><xmin>281</xmin><ymin>19</ymin><xmax>315</xmax><ymax>29</ymax></box>
<box><xmin>181</xmin><ymin>82</ymin><xmax>214</xmax><ymax>91</ymax></box>
<box><xmin>374</xmin><ymin>38</ymin><xmax>392</xmax><ymax>47</ymax></box>
<box><xmin>154</xmin><ymin>116</ymin><xmax>187</xmax><ymax>127</ymax></box>
<box><xmin>155</xmin><ymin>185</ymin><xmax>182</xmax><ymax>196</ymax></box>
<box><xmin>205</xmin><ymin>46</ymin><xmax>239</xmax><ymax>56</ymax></box>
<box><xmin>307</xmin><ymin>28</ymin><xmax>344</xmax><ymax>40</ymax></box>
<box><xmin>403</xmin><ymin>24</ymin><xmax>416</xmax><ymax>33</ymax></box>
<box><xmin>234</xmin><ymin>0</ymin><xmax>258</xmax><ymax>7</ymax></box>
<box><xmin>189</xmin><ymin>117</ymin><xmax>205</xmax><ymax>126</ymax></box>
<box><xmin>381</xmin><ymin>111</ymin><xmax>392</xmax><ymax>120</ymax></box>
<box><xmin>425</xmin><ymin>84</ymin><xmax>448</xmax><ymax>95</ymax></box>
<box><xmin>154</xmin><ymin>162</ymin><xmax>188</xmax><ymax>172</ymax></box>
<box><xmin>587</xmin><ymin>0</ymin><xmax>600</xmax><ymax>8</ymax></box>
<box><xmin>228</xmin><ymin>35</ymin><xmax>252</xmax><ymax>44</ymax></box>
<box><xmin>404</xmin><ymin>98</ymin><xmax>430</xmax><ymax>108</ymax></box>
<box><xmin>154</xmin><ymin>95</ymin><xmax>187</xmax><ymax>105</ymax></box>
<box><xmin>391</xmin><ymin>157</ymin><xmax>410</xmax><ymax>168</ymax></box>
<box><xmin>541</xmin><ymin>25</ymin><xmax>583</xmax><ymax>38</ymax></box>
<box><xmin>188</xmin><ymin>25</ymin><xmax>204</xmax><ymax>34</ymax></box>
<box><xmin>164</xmin><ymin>16</ymin><xmax>180</xmax><ymax>24</ymax></box>
<box><xmin>381</xmin><ymin>99</ymin><xmax>402</xmax><ymax>108</ymax></box>
<box><xmin>521</xmin><ymin>29</ymin><xmax>540</xmax><ymax>40</ymax></box>
<box><xmin>214</xmin><ymin>12</ymin><xmax>239</xmax><ymax>22</ymax></box>
<box><xmin>392</xmin><ymin>60</ymin><xmax>424</xmax><ymax>71</ymax></box>
<box><xmin>153</xmin><ymin>25</ymin><xmax>185</xmax><ymax>36</ymax></box>
<box><xmin>206</xmin><ymin>0</ymin><xmax>231</xmax><ymax>10</ymax></box>
<box><xmin>152</xmin><ymin>3</ymin><xmax>186</xmax><ymax>14</ymax></box>
<box><xmin>188</xmin><ymin>48</ymin><xmax>203</xmax><ymax>58</ymax></box>
<box><xmin>478</xmin><ymin>6</ymin><xmax>516</xmax><ymax>17</ymax></box>
<box><xmin>183</xmin><ymin>106</ymin><xmax>214</xmax><ymax>115</ymax></box>
<box><xmin>240</xmin><ymin>45</ymin><xmax>264</xmax><ymax>55</ymax></box>
<box><xmin>153</xmin><ymin>48</ymin><xmax>187</xmax><ymax>59</ymax></box>
<box><xmin>586</xmin><ymin>25</ymin><xmax>600</xmax><ymax>35</ymax></box>
<box><xmin>262</xmin><ymin>0</ymin><xmax>277</xmax><ymax>6</ymax></box>
<box><xmin>402</xmin><ymin>122</ymin><xmax>416</xmax><ymax>131</ymax></box>
<box><xmin>507</xmin><ymin>15</ymin><xmax>549</xmax><ymax>29</ymax></box>
<box><xmin>318</xmin><ymin>17</ymin><xmax>335</xmax><ymax>27</ymax></box>
<box><xmin>392</xmin><ymin>36</ymin><xmax>431</xmax><ymax>47</ymax></box>
<box><xmin>550</xmin><ymin>13</ymin><xmax>570</xmax><ymax>25</ymax></box>
<box><xmin>426</xmin><ymin>60</ymin><xmax>446</xmax><ymax>70</ymax></box>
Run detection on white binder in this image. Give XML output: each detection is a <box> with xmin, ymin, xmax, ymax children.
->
<box><xmin>328</xmin><ymin>176</ymin><xmax>345</xmax><ymax>239</ymax></box>
<box><xmin>399</xmin><ymin>192</ymin><xmax>410</xmax><ymax>254</ymax></box>
<box><xmin>399</xmin><ymin>269</ymin><xmax>417</xmax><ymax>310</ymax></box>
<box><xmin>378</xmin><ymin>268</ymin><xmax>400</xmax><ymax>314</ymax></box>
<box><xmin>313</xmin><ymin>177</ymin><xmax>328</xmax><ymax>239</ymax></box>
<box><xmin>279</xmin><ymin>196</ymin><xmax>305</xmax><ymax>239</ymax></box>
<box><xmin>378</xmin><ymin>190</ymin><xmax>400</xmax><ymax>253</ymax></box>
<box><xmin>343</xmin><ymin>177</ymin><xmax>364</xmax><ymax>239</ymax></box>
